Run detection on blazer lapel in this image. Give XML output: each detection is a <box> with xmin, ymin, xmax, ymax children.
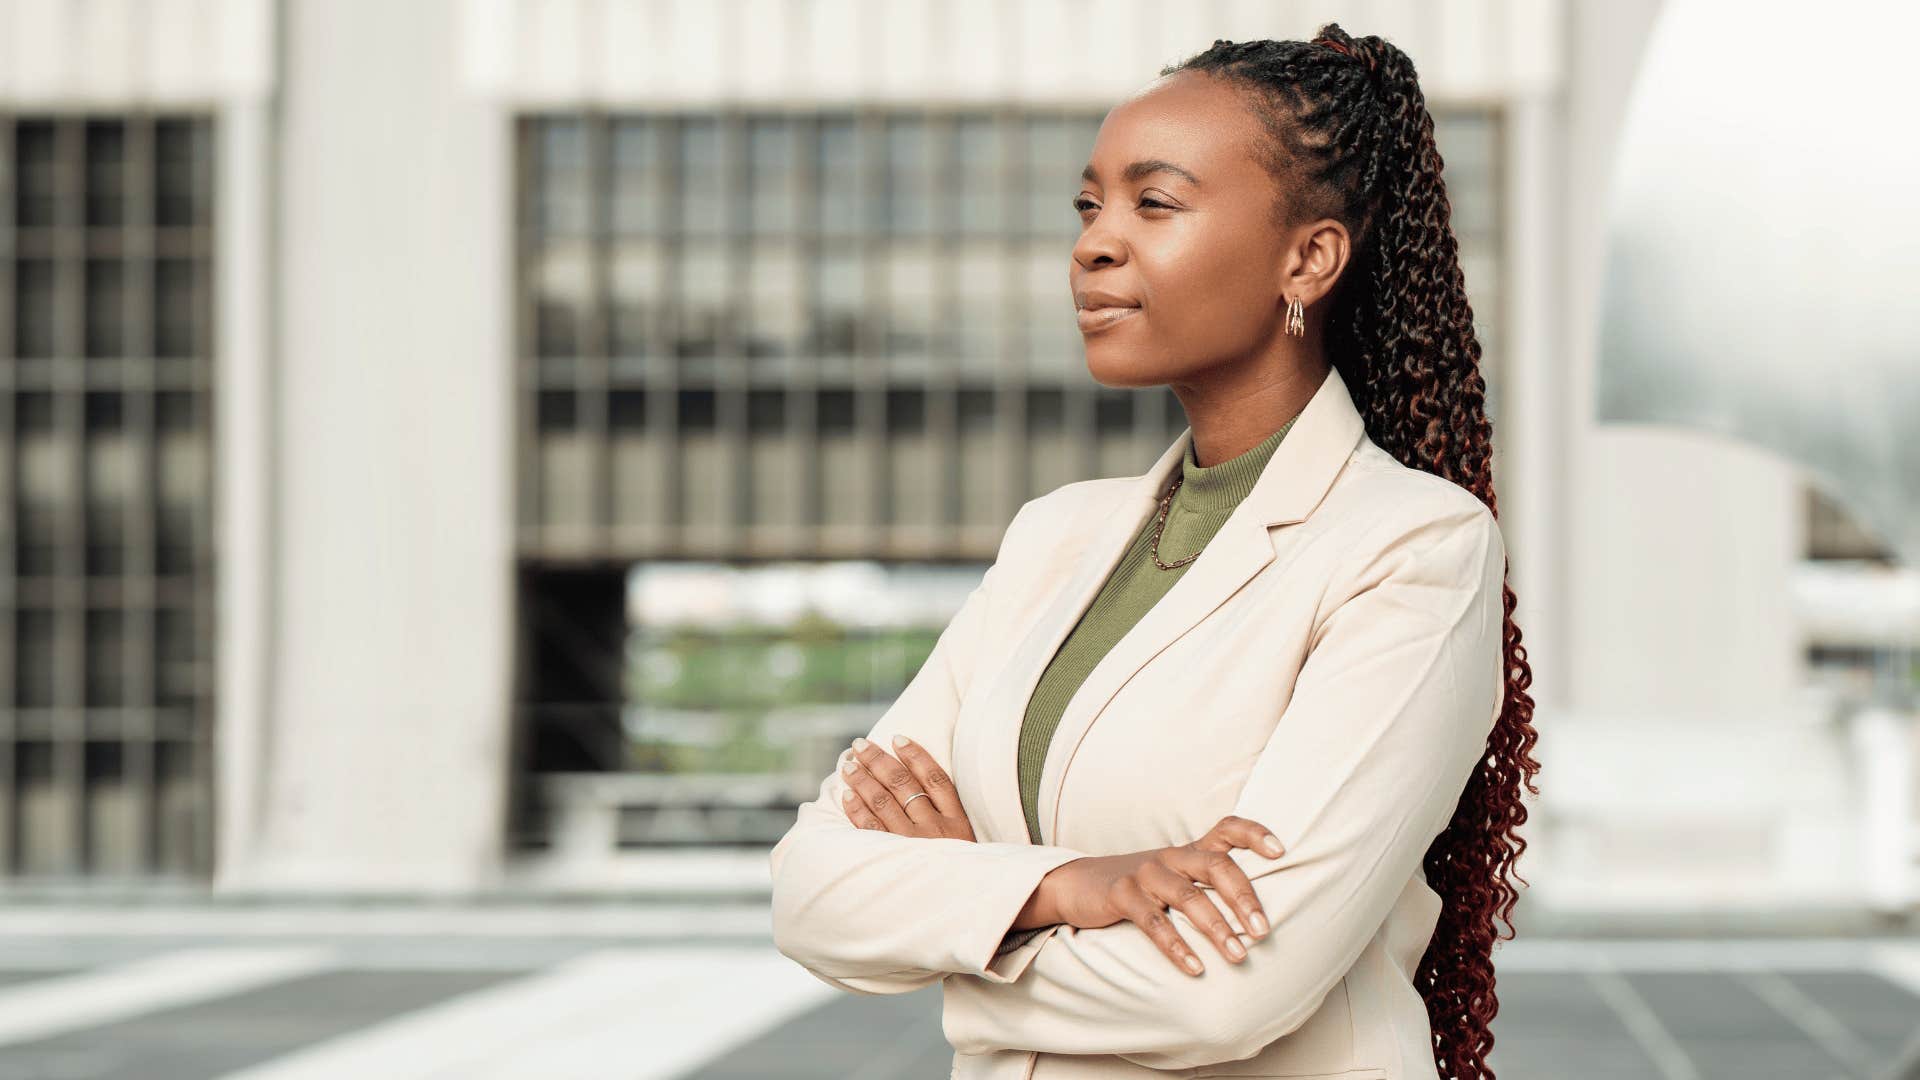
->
<box><xmin>970</xmin><ymin>435</ymin><xmax>1183</xmax><ymax>848</ymax></box>
<box><xmin>1029</xmin><ymin>363</ymin><xmax>1369</xmax><ymax>846</ymax></box>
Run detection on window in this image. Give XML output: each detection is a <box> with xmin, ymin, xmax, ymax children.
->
<box><xmin>1</xmin><ymin>114</ymin><xmax>217</xmax><ymax>880</ymax></box>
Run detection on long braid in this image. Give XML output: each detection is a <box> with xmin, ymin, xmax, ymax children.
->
<box><xmin>1162</xmin><ymin>26</ymin><xmax>1541</xmax><ymax>1078</ymax></box>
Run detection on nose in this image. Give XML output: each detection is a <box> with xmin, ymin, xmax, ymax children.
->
<box><xmin>1072</xmin><ymin>223</ymin><xmax>1124</xmax><ymax>272</ymax></box>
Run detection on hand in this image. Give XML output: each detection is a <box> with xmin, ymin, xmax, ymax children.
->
<box><xmin>840</xmin><ymin>735</ymin><xmax>978</xmax><ymax>842</ymax></box>
<box><xmin>1039</xmin><ymin>816</ymin><xmax>1285</xmax><ymax>977</ymax></box>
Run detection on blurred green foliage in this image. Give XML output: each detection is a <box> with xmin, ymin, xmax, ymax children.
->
<box><xmin>624</xmin><ymin>615</ymin><xmax>941</xmax><ymax>773</ymax></box>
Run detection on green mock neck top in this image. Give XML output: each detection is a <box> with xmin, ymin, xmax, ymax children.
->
<box><xmin>1015</xmin><ymin>414</ymin><xmax>1299</xmax><ymax>844</ymax></box>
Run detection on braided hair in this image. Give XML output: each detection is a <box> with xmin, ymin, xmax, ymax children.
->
<box><xmin>1160</xmin><ymin>25</ymin><xmax>1541</xmax><ymax>1079</ymax></box>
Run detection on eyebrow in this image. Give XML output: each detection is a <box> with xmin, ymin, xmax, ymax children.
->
<box><xmin>1080</xmin><ymin>158</ymin><xmax>1202</xmax><ymax>188</ymax></box>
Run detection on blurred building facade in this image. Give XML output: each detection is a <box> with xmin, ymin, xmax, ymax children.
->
<box><xmin>0</xmin><ymin>0</ymin><xmax>1909</xmax><ymax>918</ymax></box>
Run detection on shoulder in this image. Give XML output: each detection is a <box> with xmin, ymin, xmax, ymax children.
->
<box><xmin>999</xmin><ymin>475</ymin><xmax>1135</xmax><ymax>549</ymax></box>
<box><xmin>1319</xmin><ymin>437</ymin><xmax>1503</xmax><ymax>565</ymax></box>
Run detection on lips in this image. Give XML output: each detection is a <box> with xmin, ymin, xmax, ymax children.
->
<box><xmin>1077</xmin><ymin>305</ymin><xmax>1142</xmax><ymax>332</ymax></box>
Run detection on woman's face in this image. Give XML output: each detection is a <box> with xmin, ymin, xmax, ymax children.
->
<box><xmin>1070</xmin><ymin>71</ymin><xmax>1302</xmax><ymax>389</ymax></box>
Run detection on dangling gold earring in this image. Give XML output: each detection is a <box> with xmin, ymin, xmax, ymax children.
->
<box><xmin>1285</xmin><ymin>295</ymin><xmax>1306</xmax><ymax>337</ymax></box>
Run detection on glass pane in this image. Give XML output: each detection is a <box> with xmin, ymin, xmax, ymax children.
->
<box><xmin>678</xmin><ymin>117</ymin><xmax>724</xmax><ymax>236</ymax></box>
<box><xmin>15</xmin><ymin>259</ymin><xmax>56</xmax><ymax>357</ymax></box>
<box><xmin>534</xmin><ymin>243</ymin><xmax>591</xmax><ymax>358</ymax></box>
<box><xmin>816</xmin><ymin>116</ymin><xmax>859</xmax><ymax>237</ymax></box>
<box><xmin>1024</xmin><ymin>241</ymin><xmax>1074</xmax><ymax>375</ymax></box>
<box><xmin>808</xmin><ymin>245</ymin><xmax>861</xmax><ymax>362</ymax></box>
<box><xmin>884</xmin><ymin>242</ymin><xmax>935</xmax><ymax>364</ymax></box>
<box><xmin>747</xmin><ymin>117</ymin><xmax>795</xmax><ymax>235</ymax></box>
<box><xmin>744</xmin><ymin>242</ymin><xmax>801</xmax><ymax>363</ymax></box>
<box><xmin>86</xmin><ymin>392</ymin><xmax>130</xmax><ymax>577</ymax></box>
<box><xmin>953</xmin><ymin>243</ymin><xmax>1003</xmax><ymax>374</ymax></box>
<box><xmin>156</xmin><ymin>391</ymin><xmax>204</xmax><ymax>576</ymax></box>
<box><xmin>609</xmin><ymin>116</ymin><xmax>664</xmax><ymax>236</ymax></box>
<box><xmin>536</xmin><ymin>119</ymin><xmax>589</xmax><ymax>235</ymax></box>
<box><xmin>156</xmin><ymin>118</ymin><xmax>208</xmax><ymax>228</ymax></box>
<box><xmin>952</xmin><ymin>115</ymin><xmax>1002</xmax><ymax>235</ymax></box>
<box><xmin>155</xmin><ymin>257</ymin><xmax>201</xmax><ymax>358</ymax></box>
<box><xmin>15</xmin><ymin>121</ymin><xmax>58</xmax><ymax>228</ymax></box>
<box><xmin>87</xmin><ymin>608</ymin><xmax>127</xmax><ymax>706</ymax></box>
<box><xmin>1026</xmin><ymin>116</ymin><xmax>1094</xmax><ymax>238</ymax></box>
<box><xmin>15</xmin><ymin>393</ymin><xmax>59</xmax><ymax>578</ymax></box>
<box><xmin>609</xmin><ymin>240</ymin><xmax>664</xmax><ymax>365</ymax></box>
<box><xmin>676</xmin><ymin>242</ymin><xmax>727</xmax><ymax>362</ymax></box>
<box><xmin>884</xmin><ymin>117</ymin><xmax>931</xmax><ymax>235</ymax></box>
<box><xmin>86</xmin><ymin>258</ymin><xmax>126</xmax><ymax>358</ymax></box>
<box><xmin>86</xmin><ymin>121</ymin><xmax>127</xmax><ymax>228</ymax></box>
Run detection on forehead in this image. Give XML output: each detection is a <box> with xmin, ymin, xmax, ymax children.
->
<box><xmin>1083</xmin><ymin>72</ymin><xmax>1268</xmax><ymax>188</ymax></box>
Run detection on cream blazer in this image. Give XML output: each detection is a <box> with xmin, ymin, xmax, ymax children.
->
<box><xmin>769</xmin><ymin>363</ymin><xmax>1508</xmax><ymax>1080</ymax></box>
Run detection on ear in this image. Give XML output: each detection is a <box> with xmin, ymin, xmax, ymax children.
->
<box><xmin>1280</xmin><ymin>217</ymin><xmax>1352</xmax><ymax>309</ymax></box>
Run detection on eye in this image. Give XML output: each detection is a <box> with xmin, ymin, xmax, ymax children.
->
<box><xmin>1071</xmin><ymin>196</ymin><xmax>1174</xmax><ymax>215</ymax></box>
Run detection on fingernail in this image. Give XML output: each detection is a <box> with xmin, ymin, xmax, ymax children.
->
<box><xmin>892</xmin><ymin>734</ymin><xmax>910</xmax><ymax>748</ymax></box>
<box><xmin>1263</xmin><ymin>835</ymin><xmax>1283</xmax><ymax>856</ymax></box>
<box><xmin>1184</xmin><ymin>955</ymin><xmax>1203</xmax><ymax>974</ymax></box>
<box><xmin>842</xmin><ymin>758</ymin><xmax>858</xmax><ymax>774</ymax></box>
<box><xmin>852</xmin><ymin>737</ymin><xmax>870</xmax><ymax>751</ymax></box>
<box><xmin>841</xmin><ymin>790</ymin><xmax>854</xmax><ymax>801</ymax></box>
<box><xmin>1226</xmin><ymin>938</ymin><xmax>1245</xmax><ymax>960</ymax></box>
<box><xmin>1250</xmin><ymin>912</ymin><xmax>1269</xmax><ymax>935</ymax></box>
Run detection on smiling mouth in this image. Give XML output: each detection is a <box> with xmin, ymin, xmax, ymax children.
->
<box><xmin>1077</xmin><ymin>306</ymin><xmax>1141</xmax><ymax>332</ymax></box>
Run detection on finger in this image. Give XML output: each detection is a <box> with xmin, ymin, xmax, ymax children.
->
<box><xmin>839</xmin><ymin>783</ymin><xmax>884</xmax><ymax>830</ymax></box>
<box><xmin>852</xmin><ymin>738</ymin><xmax>936</xmax><ymax>826</ymax></box>
<box><xmin>1140</xmin><ymin>857</ymin><xmax>1247</xmax><ymax>965</ymax></box>
<box><xmin>1195</xmin><ymin>815</ymin><xmax>1286</xmax><ymax>861</ymax></box>
<box><xmin>887</xmin><ymin>735</ymin><xmax>965</xmax><ymax>819</ymax></box>
<box><xmin>1166</xmin><ymin>844</ymin><xmax>1268</xmax><ymax>941</ymax></box>
<box><xmin>842</xmin><ymin>747</ymin><xmax>916</xmax><ymax>833</ymax></box>
<box><xmin>1112</xmin><ymin>877</ymin><xmax>1206</xmax><ymax>977</ymax></box>
<box><xmin>1201</xmin><ymin>844</ymin><xmax>1270</xmax><ymax>939</ymax></box>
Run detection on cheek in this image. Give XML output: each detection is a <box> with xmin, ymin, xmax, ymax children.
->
<box><xmin>1141</xmin><ymin>231</ymin><xmax>1276</xmax><ymax>342</ymax></box>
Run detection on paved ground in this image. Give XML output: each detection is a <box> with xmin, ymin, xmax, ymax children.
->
<box><xmin>0</xmin><ymin>907</ymin><xmax>1914</xmax><ymax>1079</ymax></box>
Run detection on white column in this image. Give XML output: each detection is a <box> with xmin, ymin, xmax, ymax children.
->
<box><xmin>232</xmin><ymin>0</ymin><xmax>516</xmax><ymax>892</ymax></box>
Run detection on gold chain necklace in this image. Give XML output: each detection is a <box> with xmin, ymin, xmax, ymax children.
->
<box><xmin>1148</xmin><ymin>474</ymin><xmax>1202</xmax><ymax>570</ymax></box>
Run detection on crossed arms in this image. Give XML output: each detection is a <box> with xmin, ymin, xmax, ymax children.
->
<box><xmin>768</xmin><ymin>494</ymin><xmax>1507</xmax><ymax>1068</ymax></box>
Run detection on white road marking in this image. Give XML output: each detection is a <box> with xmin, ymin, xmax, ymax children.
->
<box><xmin>0</xmin><ymin>947</ymin><xmax>337</xmax><ymax>1048</ymax></box>
<box><xmin>1867</xmin><ymin>942</ymin><xmax>1920</xmax><ymax>1000</ymax></box>
<box><xmin>213</xmin><ymin>947</ymin><xmax>837</xmax><ymax>1080</ymax></box>
<box><xmin>1583</xmin><ymin>962</ymin><xmax>1702</xmax><ymax>1080</ymax></box>
<box><xmin>1737</xmin><ymin>969</ymin><xmax>1878</xmax><ymax>1079</ymax></box>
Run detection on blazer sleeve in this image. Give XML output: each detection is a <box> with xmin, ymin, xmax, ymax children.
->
<box><xmin>939</xmin><ymin>497</ymin><xmax>1508</xmax><ymax>1068</ymax></box>
<box><xmin>767</xmin><ymin>497</ymin><xmax>1092</xmax><ymax>996</ymax></box>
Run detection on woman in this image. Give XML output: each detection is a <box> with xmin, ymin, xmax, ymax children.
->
<box><xmin>770</xmin><ymin>25</ymin><xmax>1539</xmax><ymax>1080</ymax></box>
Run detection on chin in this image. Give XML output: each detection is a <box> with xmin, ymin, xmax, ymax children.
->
<box><xmin>1083</xmin><ymin>343</ymin><xmax>1173</xmax><ymax>389</ymax></box>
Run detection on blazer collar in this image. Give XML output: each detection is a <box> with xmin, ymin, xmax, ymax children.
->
<box><xmin>975</xmin><ymin>363</ymin><xmax>1370</xmax><ymax>848</ymax></box>
<box><xmin>1124</xmin><ymin>361</ymin><xmax>1366</xmax><ymax>529</ymax></box>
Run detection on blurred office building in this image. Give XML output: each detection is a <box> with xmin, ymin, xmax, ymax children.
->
<box><xmin>0</xmin><ymin>0</ymin><xmax>1911</xmax><ymax>924</ymax></box>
